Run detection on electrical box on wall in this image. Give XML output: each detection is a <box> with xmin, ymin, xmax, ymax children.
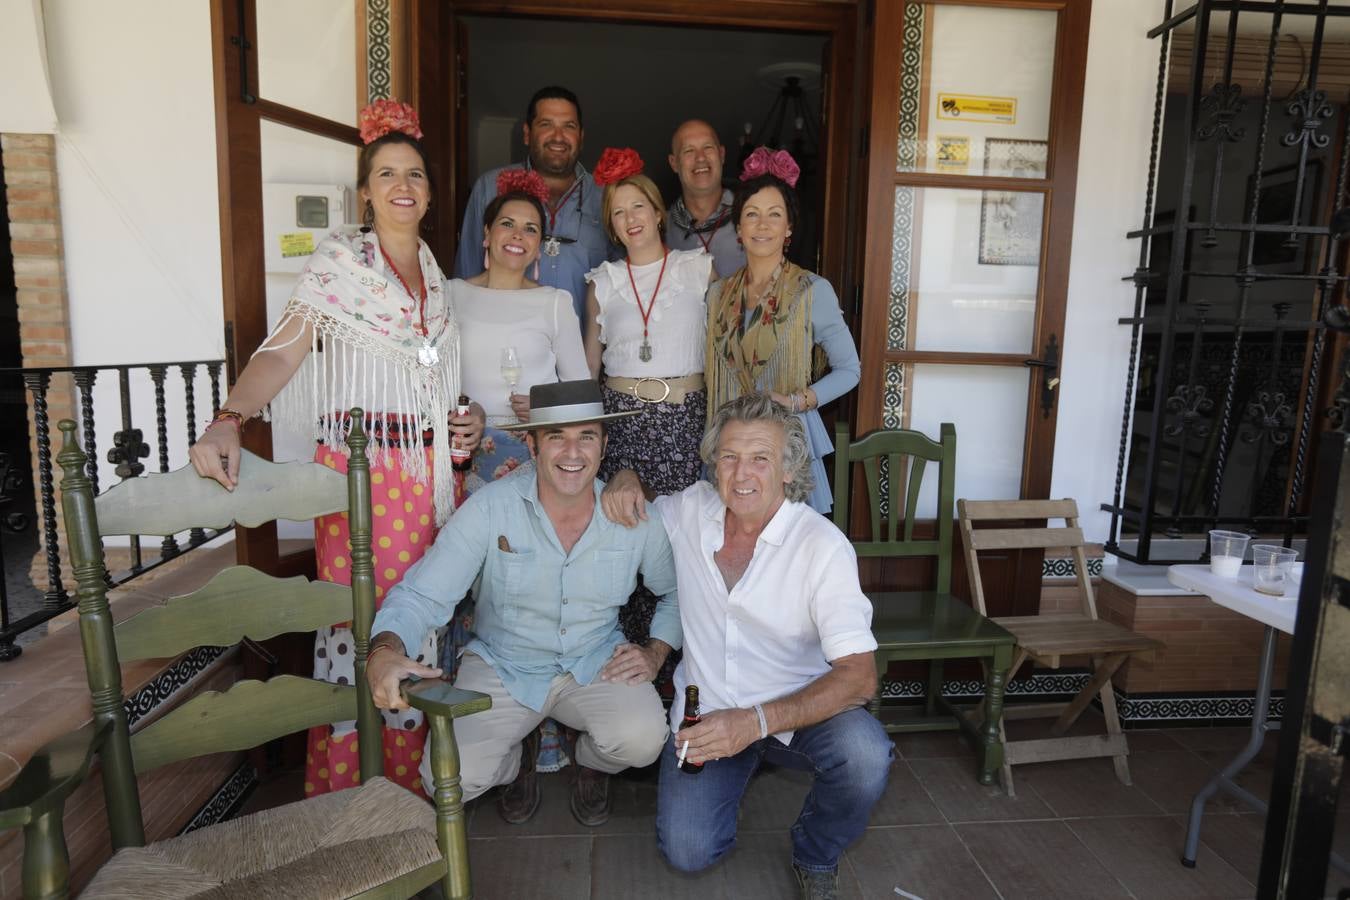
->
<box><xmin>262</xmin><ymin>183</ymin><xmax>354</xmax><ymax>274</ymax></box>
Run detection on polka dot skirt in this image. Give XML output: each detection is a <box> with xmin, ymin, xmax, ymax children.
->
<box><xmin>304</xmin><ymin>444</ymin><xmax>464</xmax><ymax>799</ymax></box>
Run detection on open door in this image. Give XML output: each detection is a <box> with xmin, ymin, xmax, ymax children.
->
<box><xmin>211</xmin><ymin>0</ymin><xmax>459</xmax><ymax>572</ymax></box>
<box><xmin>854</xmin><ymin>0</ymin><xmax>1091</xmax><ymax>611</ymax></box>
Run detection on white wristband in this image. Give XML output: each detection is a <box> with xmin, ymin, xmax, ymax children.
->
<box><xmin>753</xmin><ymin>703</ymin><xmax>768</xmax><ymax>740</ymax></box>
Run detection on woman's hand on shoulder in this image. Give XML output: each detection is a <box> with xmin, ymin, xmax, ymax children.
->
<box><xmin>189</xmin><ymin>422</ymin><xmax>242</xmax><ymax>490</ymax></box>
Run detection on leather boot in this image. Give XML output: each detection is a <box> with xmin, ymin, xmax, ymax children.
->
<box><xmin>497</xmin><ymin>727</ymin><xmax>542</xmax><ymax>825</ymax></box>
<box><xmin>570</xmin><ymin>764</ymin><xmax>611</xmax><ymax>827</ymax></box>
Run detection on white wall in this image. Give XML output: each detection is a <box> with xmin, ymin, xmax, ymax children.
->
<box><xmin>40</xmin><ymin>0</ymin><xmax>357</xmax><ymax>521</ymax></box>
<box><xmin>1049</xmin><ymin>0</ymin><xmax>1163</xmax><ymax>542</ymax></box>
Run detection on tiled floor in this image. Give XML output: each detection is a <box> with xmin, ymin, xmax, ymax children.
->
<box><xmin>239</xmin><ymin>714</ymin><xmax>1350</xmax><ymax>899</ymax></box>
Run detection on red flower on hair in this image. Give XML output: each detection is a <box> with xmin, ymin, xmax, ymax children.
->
<box><xmin>739</xmin><ymin>146</ymin><xmax>800</xmax><ymax>188</ymax></box>
<box><xmin>358</xmin><ymin>100</ymin><xmax>424</xmax><ymax>144</ymax></box>
<box><xmin>496</xmin><ymin>168</ymin><xmax>550</xmax><ymax>206</ymax></box>
<box><xmin>593</xmin><ymin>148</ymin><xmax>644</xmax><ymax>187</ymax></box>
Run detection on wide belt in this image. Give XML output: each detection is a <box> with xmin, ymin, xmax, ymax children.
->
<box><xmin>604</xmin><ymin>373</ymin><xmax>705</xmax><ymax>405</ymax></box>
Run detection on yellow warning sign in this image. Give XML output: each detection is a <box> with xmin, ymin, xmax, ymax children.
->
<box><xmin>936</xmin><ymin>94</ymin><xmax>1017</xmax><ymax>124</ymax></box>
<box><xmin>280</xmin><ymin>231</ymin><xmax>316</xmax><ymax>259</ymax></box>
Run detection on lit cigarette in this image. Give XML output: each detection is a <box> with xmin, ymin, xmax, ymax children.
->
<box><xmin>677</xmin><ymin>739</ymin><xmax>690</xmax><ymax>767</ymax></box>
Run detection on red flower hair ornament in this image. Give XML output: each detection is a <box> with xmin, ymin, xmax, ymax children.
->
<box><xmin>496</xmin><ymin>168</ymin><xmax>550</xmax><ymax>206</ymax></box>
<box><xmin>358</xmin><ymin>99</ymin><xmax>424</xmax><ymax>145</ymax></box>
<box><xmin>740</xmin><ymin>146</ymin><xmax>801</xmax><ymax>189</ymax></box>
<box><xmin>593</xmin><ymin>148</ymin><xmax>645</xmax><ymax>188</ymax></box>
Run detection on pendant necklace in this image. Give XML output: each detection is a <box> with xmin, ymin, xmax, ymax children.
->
<box><xmin>543</xmin><ymin>177</ymin><xmax>583</xmax><ymax>257</ymax></box>
<box><xmin>627</xmin><ymin>248</ymin><xmax>669</xmax><ymax>363</ymax></box>
<box><xmin>381</xmin><ymin>245</ymin><xmax>438</xmax><ymax>367</ymax></box>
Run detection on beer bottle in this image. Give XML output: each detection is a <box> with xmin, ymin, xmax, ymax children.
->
<box><xmin>678</xmin><ymin>684</ymin><xmax>704</xmax><ymax>775</ymax></box>
<box><xmin>450</xmin><ymin>394</ymin><xmax>473</xmax><ymax>472</ymax></box>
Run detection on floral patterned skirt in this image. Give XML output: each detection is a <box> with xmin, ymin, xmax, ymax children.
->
<box><xmin>304</xmin><ymin>442</ymin><xmax>464</xmax><ymax>800</ymax></box>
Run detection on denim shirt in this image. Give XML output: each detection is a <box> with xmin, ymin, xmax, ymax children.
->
<box><xmin>454</xmin><ymin>163</ymin><xmax>613</xmax><ymax>328</ymax></box>
<box><xmin>373</xmin><ymin>473</ymin><xmax>681</xmax><ymax>712</ymax></box>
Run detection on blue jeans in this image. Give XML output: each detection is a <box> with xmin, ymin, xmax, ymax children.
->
<box><xmin>656</xmin><ymin>706</ymin><xmax>893</xmax><ymax>873</ymax></box>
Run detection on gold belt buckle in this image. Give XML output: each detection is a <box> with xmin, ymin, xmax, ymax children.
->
<box><xmin>633</xmin><ymin>377</ymin><xmax>671</xmax><ymax>404</ymax></box>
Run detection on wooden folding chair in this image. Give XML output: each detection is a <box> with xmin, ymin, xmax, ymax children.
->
<box><xmin>958</xmin><ymin>498</ymin><xmax>1162</xmax><ymax>796</ymax></box>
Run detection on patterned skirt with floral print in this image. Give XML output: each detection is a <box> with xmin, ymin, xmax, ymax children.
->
<box><xmin>304</xmin><ymin>441</ymin><xmax>465</xmax><ymax>800</ymax></box>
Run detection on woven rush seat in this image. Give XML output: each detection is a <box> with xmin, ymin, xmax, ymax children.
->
<box><xmin>82</xmin><ymin>776</ymin><xmax>439</xmax><ymax>899</ymax></box>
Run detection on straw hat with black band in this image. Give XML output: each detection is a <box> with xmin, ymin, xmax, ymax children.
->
<box><xmin>497</xmin><ymin>380</ymin><xmax>641</xmax><ymax>431</ymax></box>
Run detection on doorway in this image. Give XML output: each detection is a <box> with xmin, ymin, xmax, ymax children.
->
<box><xmin>456</xmin><ymin>16</ymin><xmax>829</xmax><ymax>268</ymax></box>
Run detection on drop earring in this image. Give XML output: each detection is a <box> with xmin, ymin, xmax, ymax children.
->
<box><xmin>531</xmin><ymin>256</ymin><xmax>540</xmax><ymax>281</ymax></box>
<box><xmin>483</xmin><ymin>239</ymin><xmax>490</xmax><ymax>270</ymax></box>
<box><xmin>362</xmin><ymin>201</ymin><xmax>374</xmax><ymax>232</ymax></box>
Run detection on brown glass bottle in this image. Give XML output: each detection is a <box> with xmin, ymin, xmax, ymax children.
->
<box><xmin>450</xmin><ymin>394</ymin><xmax>472</xmax><ymax>471</ymax></box>
<box><xmin>678</xmin><ymin>685</ymin><xmax>703</xmax><ymax>774</ymax></box>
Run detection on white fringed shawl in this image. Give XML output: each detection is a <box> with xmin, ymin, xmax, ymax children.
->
<box><xmin>259</xmin><ymin>228</ymin><xmax>461</xmax><ymax>525</ymax></box>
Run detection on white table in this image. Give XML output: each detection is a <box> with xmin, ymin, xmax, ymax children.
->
<box><xmin>1166</xmin><ymin>565</ymin><xmax>1345</xmax><ymax>874</ymax></box>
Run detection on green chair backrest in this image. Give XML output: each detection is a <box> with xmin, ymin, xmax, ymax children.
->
<box><xmin>55</xmin><ymin>410</ymin><xmax>381</xmax><ymax>851</ymax></box>
<box><xmin>832</xmin><ymin>421</ymin><xmax>957</xmax><ymax>591</ymax></box>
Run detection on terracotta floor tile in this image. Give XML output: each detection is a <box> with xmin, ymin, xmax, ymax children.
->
<box><xmin>907</xmin><ymin>756</ymin><xmax>1055</xmax><ymax>822</ymax></box>
<box><xmin>467</xmin><ymin>834</ymin><xmax>592</xmax><ymax>900</ymax></box>
<box><xmin>1128</xmin><ymin>750</ymin><xmax>1250</xmax><ymax>815</ymax></box>
<box><xmin>1016</xmin><ymin>756</ymin><xmax>1168</xmax><ymax>817</ymax></box>
<box><xmin>848</xmin><ymin>824</ymin><xmax>1000</xmax><ymax>899</ymax></box>
<box><xmin>1068</xmin><ymin>815</ymin><xmax>1254</xmax><ymax>898</ymax></box>
<box><xmin>590</xmin><ymin>831</ymin><xmax>863</xmax><ymax>900</ymax></box>
<box><xmin>956</xmin><ymin>819</ymin><xmax>1132</xmax><ymax>899</ymax></box>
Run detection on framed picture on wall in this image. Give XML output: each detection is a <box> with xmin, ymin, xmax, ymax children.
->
<box><xmin>979</xmin><ymin>138</ymin><xmax>1048</xmax><ymax>266</ymax></box>
<box><xmin>1248</xmin><ymin>160</ymin><xmax>1323</xmax><ymax>271</ymax></box>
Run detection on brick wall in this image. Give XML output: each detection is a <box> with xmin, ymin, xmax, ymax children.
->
<box><xmin>2</xmin><ymin>133</ymin><xmax>76</xmax><ymax>593</ymax></box>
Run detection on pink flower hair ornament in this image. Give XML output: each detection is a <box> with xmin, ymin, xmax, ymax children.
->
<box><xmin>358</xmin><ymin>99</ymin><xmax>424</xmax><ymax>145</ymax></box>
<box><xmin>739</xmin><ymin>146</ymin><xmax>800</xmax><ymax>189</ymax></box>
<box><xmin>593</xmin><ymin>147</ymin><xmax>645</xmax><ymax>188</ymax></box>
<box><xmin>496</xmin><ymin>168</ymin><xmax>551</xmax><ymax>207</ymax></box>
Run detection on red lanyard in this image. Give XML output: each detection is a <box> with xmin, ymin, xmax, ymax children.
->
<box><xmin>626</xmin><ymin>249</ymin><xmax>670</xmax><ymax>345</ymax></box>
<box><xmin>694</xmin><ymin>209</ymin><xmax>729</xmax><ymax>253</ymax></box>
<box><xmin>546</xmin><ymin>178</ymin><xmax>583</xmax><ymax>235</ymax></box>
<box><xmin>380</xmin><ymin>246</ymin><xmax>428</xmax><ymax>336</ymax></box>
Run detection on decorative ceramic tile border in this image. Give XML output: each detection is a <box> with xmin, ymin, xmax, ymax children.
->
<box><xmin>880</xmin><ymin>671</ymin><xmax>1088</xmax><ymax>700</ymax></box>
<box><xmin>123</xmin><ymin>645</ymin><xmax>227</xmax><ymax>729</ymax></box>
<box><xmin>366</xmin><ymin>0</ymin><xmax>393</xmax><ymax>102</ymax></box>
<box><xmin>880</xmin><ymin>670</ymin><xmax>1282</xmax><ymax>726</ymax></box>
<box><xmin>1042</xmin><ymin>557</ymin><xmax>1104</xmax><ymax>580</ymax></box>
<box><xmin>1115</xmin><ymin>692</ymin><xmax>1284</xmax><ymax>724</ymax></box>
<box><xmin>180</xmin><ymin>762</ymin><xmax>257</xmax><ymax>834</ymax></box>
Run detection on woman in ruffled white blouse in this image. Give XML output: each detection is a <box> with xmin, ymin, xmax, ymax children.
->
<box><xmin>584</xmin><ymin>148</ymin><xmax>713</xmax><ymax>496</ymax></box>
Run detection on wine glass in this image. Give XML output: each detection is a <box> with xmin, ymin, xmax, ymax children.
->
<box><xmin>500</xmin><ymin>346</ymin><xmax>522</xmax><ymax>403</ymax></box>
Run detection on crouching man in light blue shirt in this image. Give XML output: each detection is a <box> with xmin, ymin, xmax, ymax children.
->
<box><xmin>366</xmin><ymin>380</ymin><xmax>680</xmax><ymax>828</ymax></box>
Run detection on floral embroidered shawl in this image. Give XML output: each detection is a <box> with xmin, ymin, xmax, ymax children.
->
<box><xmin>258</xmin><ymin>228</ymin><xmax>461</xmax><ymax>524</ymax></box>
<box><xmin>705</xmin><ymin>261</ymin><xmax>814</xmax><ymax>420</ymax></box>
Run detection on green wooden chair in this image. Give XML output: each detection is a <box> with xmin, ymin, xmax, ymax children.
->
<box><xmin>0</xmin><ymin>412</ymin><xmax>490</xmax><ymax>900</ymax></box>
<box><xmin>832</xmin><ymin>421</ymin><xmax>1016</xmax><ymax>786</ymax></box>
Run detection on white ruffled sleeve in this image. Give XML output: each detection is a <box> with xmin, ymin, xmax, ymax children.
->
<box><xmin>585</xmin><ymin>260</ymin><xmax>623</xmax><ymax>334</ymax></box>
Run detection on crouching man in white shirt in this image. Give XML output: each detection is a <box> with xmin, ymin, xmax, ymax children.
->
<box><xmin>602</xmin><ymin>392</ymin><xmax>892</xmax><ymax>900</ymax></box>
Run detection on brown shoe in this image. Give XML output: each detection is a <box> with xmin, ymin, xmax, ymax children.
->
<box><xmin>497</xmin><ymin>727</ymin><xmax>542</xmax><ymax>825</ymax></box>
<box><xmin>570</xmin><ymin>765</ymin><xmax>611</xmax><ymax>827</ymax></box>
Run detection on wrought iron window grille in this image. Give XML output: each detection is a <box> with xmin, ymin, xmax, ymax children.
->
<box><xmin>1105</xmin><ymin>0</ymin><xmax>1350</xmax><ymax>566</ymax></box>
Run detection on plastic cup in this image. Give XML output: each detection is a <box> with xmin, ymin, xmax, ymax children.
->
<box><xmin>1251</xmin><ymin>544</ymin><xmax>1298</xmax><ymax>596</ymax></box>
<box><xmin>1209</xmin><ymin>530</ymin><xmax>1250</xmax><ymax>578</ymax></box>
<box><xmin>1283</xmin><ymin>562</ymin><xmax>1304</xmax><ymax>599</ymax></box>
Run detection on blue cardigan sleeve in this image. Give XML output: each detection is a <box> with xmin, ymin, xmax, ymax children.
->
<box><xmin>808</xmin><ymin>276</ymin><xmax>861</xmax><ymax>406</ymax></box>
